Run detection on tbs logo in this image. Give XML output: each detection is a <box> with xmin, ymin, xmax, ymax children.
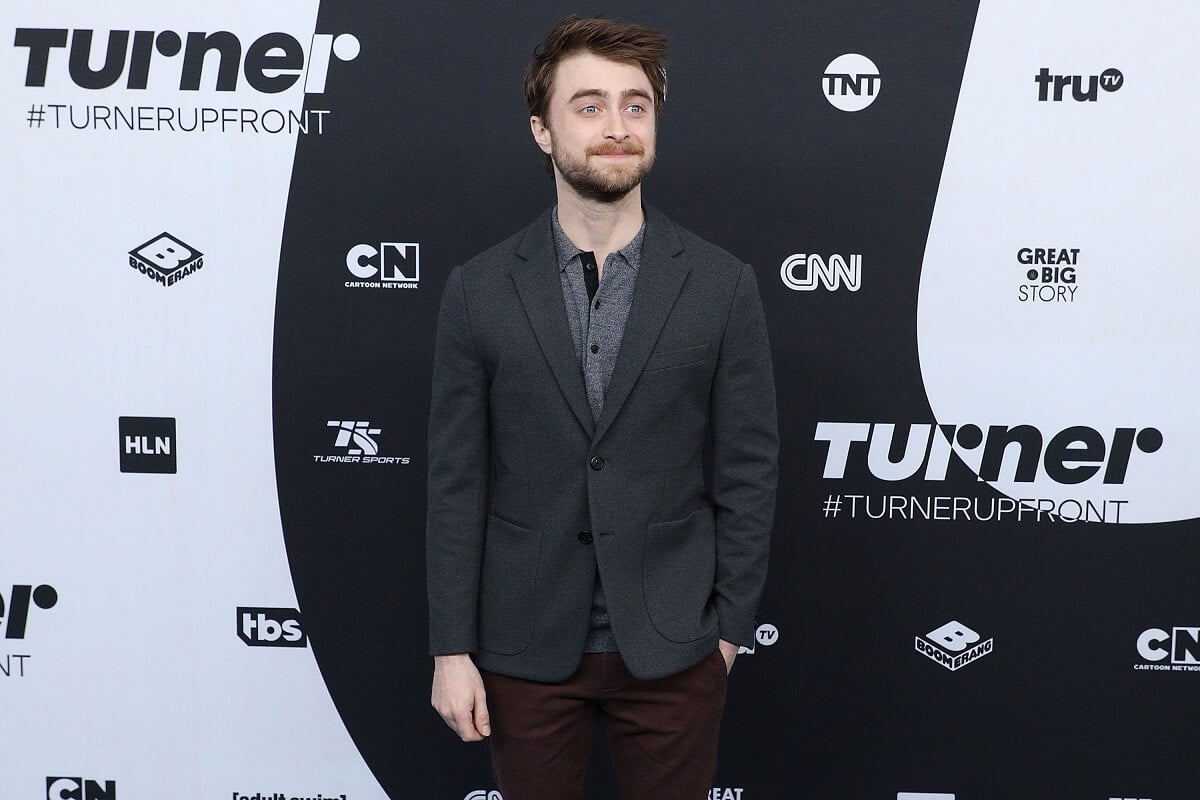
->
<box><xmin>345</xmin><ymin>242</ymin><xmax>419</xmax><ymax>288</ymax></box>
<box><xmin>1035</xmin><ymin>67</ymin><xmax>1123</xmax><ymax>102</ymax></box>
<box><xmin>46</xmin><ymin>777</ymin><xmax>116</xmax><ymax>800</ymax></box>
<box><xmin>237</xmin><ymin>607</ymin><xmax>306</xmax><ymax>647</ymax></box>
<box><xmin>128</xmin><ymin>233</ymin><xmax>203</xmax><ymax>287</ymax></box>
<box><xmin>1</xmin><ymin>584</ymin><xmax>58</xmax><ymax>639</ymax></box>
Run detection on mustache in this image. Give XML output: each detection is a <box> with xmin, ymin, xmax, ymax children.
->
<box><xmin>587</xmin><ymin>141</ymin><xmax>644</xmax><ymax>156</ymax></box>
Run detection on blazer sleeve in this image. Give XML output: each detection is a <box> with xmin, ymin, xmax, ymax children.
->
<box><xmin>708</xmin><ymin>262</ymin><xmax>779</xmax><ymax>647</ymax></box>
<box><xmin>426</xmin><ymin>264</ymin><xmax>490</xmax><ymax>655</ymax></box>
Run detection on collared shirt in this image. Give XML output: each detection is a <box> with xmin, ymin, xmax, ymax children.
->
<box><xmin>550</xmin><ymin>206</ymin><xmax>645</xmax><ymax>653</ymax></box>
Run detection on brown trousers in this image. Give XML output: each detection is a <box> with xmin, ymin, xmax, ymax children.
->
<box><xmin>479</xmin><ymin>649</ymin><xmax>728</xmax><ymax>800</ymax></box>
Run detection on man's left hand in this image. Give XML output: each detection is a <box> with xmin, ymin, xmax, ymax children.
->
<box><xmin>718</xmin><ymin>638</ymin><xmax>738</xmax><ymax>674</ymax></box>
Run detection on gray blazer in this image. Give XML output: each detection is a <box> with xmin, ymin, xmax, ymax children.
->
<box><xmin>426</xmin><ymin>204</ymin><xmax>778</xmax><ymax>681</ymax></box>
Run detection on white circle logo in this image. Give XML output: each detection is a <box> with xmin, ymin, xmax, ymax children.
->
<box><xmin>755</xmin><ymin>623</ymin><xmax>779</xmax><ymax>646</ymax></box>
<box><xmin>822</xmin><ymin>54</ymin><xmax>881</xmax><ymax>112</ymax></box>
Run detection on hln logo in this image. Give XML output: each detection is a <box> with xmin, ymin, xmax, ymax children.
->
<box><xmin>345</xmin><ymin>242</ymin><xmax>420</xmax><ymax>287</ymax></box>
<box><xmin>237</xmin><ymin>607</ymin><xmax>306</xmax><ymax>647</ymax></box>
<box><xmin>46</xmin><ymin>777</ymin><xmax>116</xmax><ymax>800</ymax></box>
<box><xmin>118</xmin><ymin>416</ymin><xmax>176</xmax><ymax>474</ymax></box>
<box><xmin>780</xmin><ymin>253</ymin><xmax>861</xmax><ymax>292</ymax></box>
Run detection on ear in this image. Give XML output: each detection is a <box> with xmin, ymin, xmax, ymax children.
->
<box><xmin>530</xmin><ymin>115</ymin><xmax>553</xmax><ymax>156</ymax></box>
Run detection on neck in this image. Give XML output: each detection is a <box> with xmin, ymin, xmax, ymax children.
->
<box><xmin>554</xmin><ymin>180</ymin><xmax>645</xmax><ymax>254</ymax></box>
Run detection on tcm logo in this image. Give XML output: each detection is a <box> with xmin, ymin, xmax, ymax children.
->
<box><xmin>1135</xmin><ymin>627</ymin><xmax>1200</xmax><ymax>673</ymax></box>
<box><xmin>46</xmin><ymin>778</ymin><xmax>116</xmax><ymax>800</ymax></box>
<box><xmin>915</xmin><ymin>620</ymin><xmax>993</xmax><ymax>671</ymax></box>
<box><xmin>822</xmin><ymin>53</ymin><xmax>880</xmax><ymax>112</ymax></box>
<box><xmin>317</xmin><ymin>421</ymin><xmax>411</xmax><ymax>465</ymax></box>
<box><xmin>463</xmin><ymin>792</ymin><xmax>503</xmax><ymax>800</ymax></box>
<box><xmin>1035</xmin><ymin>67</ymin><xmax>1123</xmax><ymax>101</ymax></box>
<box><xmin>1018</xmin><ymin>246</ymin><xmax>1079</xmax><ymax>303</ymax></box>
<box><xmin>1</xmin><ymin>584</ymin><xmax>58</xmax><ymax>639</ymax></box>
<box><xmin>128</xmin><ymin>232</ymin><xmax>203</xmax><ymax>287</ymax></box>
<box><xmin>15</xmin><ymin>28</ymin><xmax>358</xmax><ymax>93</ymax></box>
<box><xmin>118</xmin><ymin>416</ymin><xmax>176</xmax><ymax>474</ymax></box>
<box><xmin>780</xmin><ymin>253</ymin><xmax>861</xmax><ymax>292</ymax></box>
<box><xmin>237</xmin><ymin>607</ymin><xmax>306</xmax><ymax>648</ymax></box>
<box><xmin>345</xmin><ymin>242</ymin><xmax>420</xmax><ymax>289</ymax></box>
<box><xmin>815</xmin><ymin>422</ymin><xmax>1162</xmax><ymax>485</ymax></box>
<box><xmin>737</xmin><ymin>623</ymin><xmax>779</xmax><ymax>655</ymax></box>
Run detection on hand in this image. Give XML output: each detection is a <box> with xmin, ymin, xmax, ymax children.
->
<box><xmin>431</xmin><ymin>654</ymin><xmax>491</xmax><ymax>741</ymax></box>
<box><xmin>718</xmin><ymin>638</ymin><xmax>738</xmax><ymax>674</ymax></box>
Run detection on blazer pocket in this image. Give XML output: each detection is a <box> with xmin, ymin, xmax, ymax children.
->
<box><xmin>642</xmin><ymin>342</ymin><xmax>711</xmax><ymax>372</ymax></box>
<box><xmin>478</xmin><ymin>513</ymin><xmax>542</xmax><ymax>655</ymax></box>
<box><xmin>642</xmin><ymin>507</ymin><xmax>719</xmax><ymax>643</ymax></box>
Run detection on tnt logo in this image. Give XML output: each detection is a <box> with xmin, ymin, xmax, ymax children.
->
<box><xmin>46</xmin><ymin>777</ymin><xmax>116</xmax><ymax>800</ymax></box>
<box><xmin>128</xmin><ymin>232</ymin><xmax>203</xmax><ymax>287</ymax></box>
<box><xmin>737</xmin><ymin>623</ymin><xmax>780</xmax><ymax>655</ymax></box>
<box><xmin>780</xmin><ymin>253</ymin><xmax>861</xmax><ymax>292</ymax></box>
<box><xmin>915</xmin><ymin>620</ymin><xmax>993</xmax><ymax>671</ymax></box>
<box><xmin>118</xmin><ymin>416</ymin><xmax>176</xmax><ymax>474</ymax></box>
<box><xmin>237</xmin><ymin>607</ymin><xmax>306</xmax><ymax>647</ymax></box>
<box><xmin>822</xmin><ymin>54</ymin><xmax>880</xmax><ymax>111</ymax></box>
<box><xmin>1035</xmin><ymin>67</ymin><xmax>1123</xmax><ymax>101</ymax></box>
<box><xmin>1</xmin><ymin>584</ymin><xmax>58</xmax><ymax>639</ymax></box>
<box><xmin>345</xmin><ymin>242</ymin><xmax>419</xmax><ymax>288</ymax></box>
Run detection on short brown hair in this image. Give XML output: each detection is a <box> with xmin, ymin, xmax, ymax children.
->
<box><xmin>524</xmin><ymin>16</ymin><xmax>668</xmax><ymax>171</ymax></box>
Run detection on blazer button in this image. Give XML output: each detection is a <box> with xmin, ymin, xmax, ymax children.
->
<box><xmin>578</xmin><ymin>530</ymin><xmax>593</xmax><ymax>544</ymax></box>
<box><xmin>589</xmin><ymin>455</ymin><xmax>605</xmax><ymax>470</ymax></box>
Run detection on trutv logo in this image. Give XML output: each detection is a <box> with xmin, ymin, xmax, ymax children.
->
<box><xmin>237</xmin><ymin>607</ymin><xmax>306</xmax><ymax>648</ymax></box>
<box><xmin>1035</xmin><ymin>67</ymin><xmax>1123</xmax><ymax>101</ymax></box>
<box><xmin>14</xmin><ymin>28</ymin><xmax>359</xmax><ymax>93</ymax></box>
<box><xmin>47</xmin><ymin>777</ymin><xmax>116</xmax><ymax>800</ymax></box>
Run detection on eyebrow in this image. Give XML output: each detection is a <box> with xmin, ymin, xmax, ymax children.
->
<box><xmin>567</xmin><ymin>88</ymin><xmax>653</xmax><ymax>104</ymax></box>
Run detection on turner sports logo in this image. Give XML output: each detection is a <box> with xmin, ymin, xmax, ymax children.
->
<box><xmin>129</xmin><ymin>233</ymin><xmax>203</xmax><ymax>287</ymax></box>
<box><xmin>1035</xmin><ymin>67</ymin><xmax>1123</xmax><ymax>102</ymax></box>
<box><xmin>822</xmin><ymin>54</ymin><xmax>880</xmax><ymax>112</ymax></box>
<box><xmin>14</xmin><ymin>28</ymin><xmax>358</xmax><ymax>94</ymax></box>
<box><xmin>815</xmin><ymin>422</ymin><xmax>1161</xmax><ymax>485</ymax></box>
<box><xmin>915</xmin><ymin>620</ymin><xmax>993</xmax><ymax>671</ymax></box>
<box><xmin>780</xmin><ymin>253</ymin><xmax>861</xmax><ymax>292</ymax></box>
<box><xmin>345</xmin><ymin>242</ymin><xmax>419</xmax><ymax>289</ymax></box>
<box><xmin>237</xmin><ymin>607</ymin><xmax>306</xmax><ymax>648</ymax></box>
<box><xmin>316</xmin><ymin>421</ymin><xmax>411</xmax><ymax>465</ymax></box>
<box><xmin>1134</xmin><ymin>627</ymin><xmax>1200</xmax><ymax>673</ymax></box>
<box><xmin>47</xmin><ymin>778</ymin><xmax>116</xmax><ymax>800</ymax></box>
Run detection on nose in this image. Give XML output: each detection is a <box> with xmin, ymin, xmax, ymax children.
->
<box><xmin>604</xmin><ymin>113</ymin><xmax>628</xmax><ymax>141</ymax></box>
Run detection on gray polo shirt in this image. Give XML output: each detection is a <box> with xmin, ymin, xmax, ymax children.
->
<box><xmin>551</xmin><ymin>206</ymin><xmax>645</xmax><ymax>653</ymax></box>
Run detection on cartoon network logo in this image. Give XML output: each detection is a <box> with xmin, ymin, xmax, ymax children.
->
<box><xmin>1135</xmin><ymin>627</ymin><xmax>1200</xmax><ymax>673</ymax></box>
<box><xmin>780</xmin><ymin>253</ymin><xmax>861</xmax><ymax>291</ymax></box>
<box><xmin>345</xmin><ymin>242</ymin><xmax>419</xmax><ymax>289</ymax></box>
<box><xmin>15</xmin><ymin>28</ymin><xmax>358</xmax><ymax>93</ymax></box>
<box><xmin>47</xmin><ymin>777</ymin><xmax>116</xmax><ymax>800</ymax></box>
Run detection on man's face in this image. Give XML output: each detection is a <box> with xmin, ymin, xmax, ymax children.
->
<box><xmin>532</xmin><ymin>51</ymin><xmax>657</xmax><ymax>202</ymax></box>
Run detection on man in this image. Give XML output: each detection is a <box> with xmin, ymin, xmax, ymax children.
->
<box><xmin>427</xmin><ymin>16</ymin><xmax>778</xmax><ymax>799</ymax></box>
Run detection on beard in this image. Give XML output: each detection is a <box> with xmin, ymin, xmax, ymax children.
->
<box><xmin>551</xmin><ymin>139</ymin><xmax>655</xmax><ymax>203</ymax></box>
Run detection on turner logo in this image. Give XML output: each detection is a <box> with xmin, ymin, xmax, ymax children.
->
<box><xmin>1134</xmin><ymin>627</ymin><xmax>1200</xmax><ymax>672</ymax></box>
<box><xmin>1018</xmin><ymin>246</ymin><xmax>1079</xmax><ymax>303</ymax></box>
<box><xmin>822</xmin><ymin>54</ymin><xmax>880</xmax><ymax>111</ymax></box>
<box><xmin>345</xmin><ymin>243</ymin><xmax>419</xmax><ymax>289</ymax></box>
<box><xmin>316</xmin><ymin>421</ymin><xmax>411</xmax><ymax>465</ymax></box>
<box><xmin>14</xmin><ymin>28</ymin><xmax>359</xmax><ymax>94</ymax></box>
<box><xmin>1</xmin><ymin>584</ymin><xmax>58</xmax><ymax>640</ymax></box>
<box><xmin>780</xmin><ymin>253</ymin><xmax>861</xmax><ymax>292</ymax></box>
<box><xmin>737</xmin><ymin>623</ymin><xmax>780</xmax><ymax>655</ymax></box>
<box><xmin>118</xmin><ymin>416</ymin><xmax>176</xmax><ymax>474</ymax></box>
<box><xmin>815</xmin><ymin>422</ymin><xmax>1161</xmax><ymax>485</ymax></box>
<box><xmin>46</xmin><ymin>777</ymin><xmax>116</xmax><ymax>800</ymax></box>
<box><xmin>237</xmin><ymin>607</ymin><xmax>306</xmax><ymax>648</ymax></box>
<box><xmin>915</xmin><ymin>620</ymin><xmax>993</xmax><ymax>671</ymax></box>
<box><xmin>128</xmin><ymin>233</ymin><xmax>204</xmax><ymax>287</ymax></box>
<box><xmin>1035</xmin><ymin>67</ymin><xmax>1123</xmax><ymax>101</ymax></box>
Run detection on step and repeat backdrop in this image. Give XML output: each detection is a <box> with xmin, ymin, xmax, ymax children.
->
<box><xmin>3</xmin><ymin>1</ymin><xmax>1198</xmax><ymax>798</ymax></box>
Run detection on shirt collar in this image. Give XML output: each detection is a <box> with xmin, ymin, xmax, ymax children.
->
<box><xmin>550</xmin><ymin>205</ymin><xmax>646</xmax><ymax>274</ymax></box>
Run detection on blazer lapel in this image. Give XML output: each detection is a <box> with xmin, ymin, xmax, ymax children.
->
<box><xmin>592</xmin><ymin>205</ymin><xmax>688</xmax><ymax>444</ymax></box>
<box><xmin>511</xmin><ymin>209</ymin><xmax>596</xmax><ymax>438</ymax></box>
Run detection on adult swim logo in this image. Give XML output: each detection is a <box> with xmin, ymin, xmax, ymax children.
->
<box><xmin>128</xmin><ymin>233</ymin><xmax>203</xmax><ymax>287</ymax></box>
<box><xmin>345</xmin><ymin>243</ymin><xmax>420</xmax><ymax>289</ymax></box>
<box><xmin>237</xmin><ymin>607</ymin><xmax>306</xmax><ymax>648</ymax></box>
<box><xmin>915</xmin><ymin>620</ymin><xmax>993</xmax><ymax>671</ymax></box>
<box><xmin>118</xmin><ymin>416</ymin><xmax>176</xmax><ymax>474</ymax></box>
<box><xmin>1</xmin><ymin>583</ymin><xmax>58</xmax><ymax>679</ymax></box>
<box><xmin>780</xmin><ymin>253</ymin><xmax>861</xmax><ymax>292</ymax></box>
<box><xmin>47</xmin><ymin>777</ymin><xmax>116</xmax><ymax>800</ymax></box>
<box><xmin>316</xmin><ymin>421</ymin><xmax>411</xmax><ymax>465</ymax></box>
<box><xmin>1134</xmin><ymin>627</ymin><xmax>1200</xmax><ymax>673</ymax></box>
<box><xmin>1035</xmin><ymin>67</ymin><xmax>1123</xmax><ymax>101</ymax></box>
<box><xmin>1018</xmin><ymin>247</ymin><xmax>1078</xmax><ymax>303</ymax></box>
<box><xmin>823</xmin><ymin>54</ymin><xmax>880</xmax><ymax>111</ymax></box>
<box><xmin>737</xmin><ymin>622</ymin><xmax>780</xmax><ymax>655</ymax></box>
